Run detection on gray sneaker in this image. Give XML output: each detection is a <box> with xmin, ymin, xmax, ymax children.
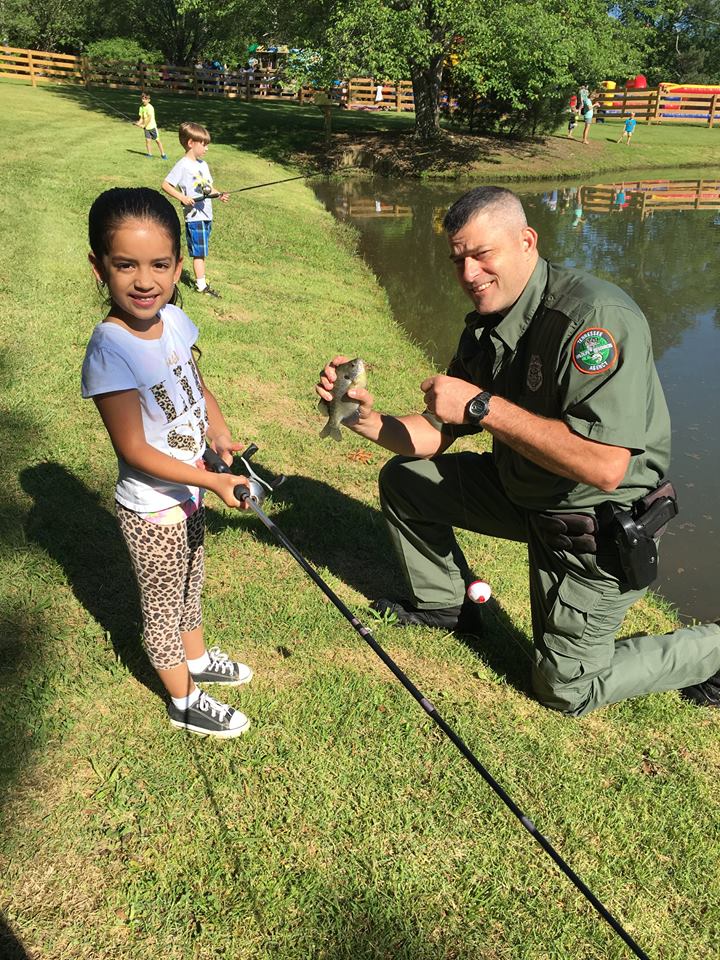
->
<box><xmin>167</xmin><ymin>691</ymin><xmax>250</xmax><ymax>738</ymax></box>
<box><xmin>189</xmin><ymin>647</ymin><xmax>253</xmax><ymax>686</ymax></box>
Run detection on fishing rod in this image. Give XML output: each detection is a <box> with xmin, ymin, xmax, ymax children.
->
<box><xmin>192</xmin><ymin>177</ymin><xmax>306</xmax><ymax>204</ymax></box>
<box><xmin>202</xmin><ymin>444</ymin><xmax>651</xmax><ymax>960</ymax></box>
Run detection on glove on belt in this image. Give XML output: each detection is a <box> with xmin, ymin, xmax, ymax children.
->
<box><xmin>536</xmin><ymin>512</ymin><xmax>599</xmax><ymax>554</ymax></box>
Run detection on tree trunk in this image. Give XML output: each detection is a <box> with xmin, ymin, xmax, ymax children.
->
<box><xmin>410</xmin><ymin>56</ymin><xmax>444</xmax><ymax>142</ymax></box>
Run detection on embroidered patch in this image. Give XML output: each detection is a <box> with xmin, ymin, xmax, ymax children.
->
<box><xmin>571</xmin><ymin>328</ymin><xmax>618</xmax><ymax>374</ymax></box>
<box><xmin>527</xmin><ymin>354</ymin><xmax>543</xmax><ymax>392</ymax></box>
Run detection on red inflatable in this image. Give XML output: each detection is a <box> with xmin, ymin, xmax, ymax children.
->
<box><xmin>625</xmin><ymin>74</ymin><xmax>648</xmax><ymax>90</ymax></box>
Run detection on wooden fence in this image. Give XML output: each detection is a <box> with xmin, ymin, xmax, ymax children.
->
<box><xmin>581</xmin><ymin>178</ymin><xmax>720</xmax><ymax>219</ymax></box>
<box><xmin>595</xmin><ymin>87</ymin><xmax>719</xmax><ymax>127</ymax></box>
<box><xmin>3</xmin><ymin>46</ymin><xmax>718</xmax><ymax>124</ymax></box>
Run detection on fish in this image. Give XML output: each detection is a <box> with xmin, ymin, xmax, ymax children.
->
<box><xmin>318</xmin><ymin>358</ymin><xmax>367</xmax><ymax>441</ymax></box>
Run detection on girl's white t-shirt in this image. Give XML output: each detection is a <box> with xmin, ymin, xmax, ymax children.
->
<box><xmin>81</xmin><ymin>303</ymin><xmax>209</xmax><ymax>512</ymax></box>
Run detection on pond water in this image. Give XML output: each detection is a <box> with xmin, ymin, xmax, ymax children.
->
<box><xmin>314</xmin><ymin>171</ymin><xmax>720</xmax><ymax>622</ymax></box>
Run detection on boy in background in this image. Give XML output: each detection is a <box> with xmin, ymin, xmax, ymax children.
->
<box><xmin>617</xmin><ymin>112</ymin><xmax>637</xmax><ymax>145</ymax></box>
<box><xmin>135</xmin><ymin>93</ymin><xmax>168</xmax><ymax>159</ymax></box>
<box><xmin>162</xmin><ymin>121</ymin><xmax>229</xmax><ymax>298</ymax></box>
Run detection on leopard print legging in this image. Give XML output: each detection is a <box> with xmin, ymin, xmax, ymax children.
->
<box><xmin>116</xmin><ymin>502</ymin><xmax>205</xmax><ymax>670</ymax></box>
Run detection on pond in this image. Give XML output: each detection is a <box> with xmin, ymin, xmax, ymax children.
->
<box><xmin>314</xmin><ymin>170</ymin><xmax>720</xmax><ymax>623</ymax></box>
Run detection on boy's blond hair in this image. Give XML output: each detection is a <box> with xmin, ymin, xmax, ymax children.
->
<box><xmin>179</xmin><ymin>121</ymin><xmax>211</xmax><ymax>148</ymax></box>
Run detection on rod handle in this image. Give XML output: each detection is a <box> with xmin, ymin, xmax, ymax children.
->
<box><xmin>201</xmin><ymin>447</ymin><xmax>250</xmax><ymax>502</ymax></box>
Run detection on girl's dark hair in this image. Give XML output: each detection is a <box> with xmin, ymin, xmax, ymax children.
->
<box><xmin>88</xmin><ymin>187</ymin><xmax>181</xmax><ymax>261</ymax></box>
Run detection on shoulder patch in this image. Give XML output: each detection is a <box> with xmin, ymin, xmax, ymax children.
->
<box><xmin>571</xmin><ymin>327</ymin><xmax>618</xmax><ymax>375</ymax></box>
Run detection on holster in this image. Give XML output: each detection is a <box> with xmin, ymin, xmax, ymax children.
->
<box><xmin>537</xmin><ymin>481</ymin><xmax>679</xmax><ymax>590</ymax></box>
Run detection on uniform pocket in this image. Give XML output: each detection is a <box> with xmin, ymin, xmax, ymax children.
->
<box><xmin>542</xmin><ymin>573</ymin><xmax>607</xmax><ymax>678</ymax></box>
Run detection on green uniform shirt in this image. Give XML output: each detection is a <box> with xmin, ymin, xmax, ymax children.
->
<box><xmin>432</xmin><ymin>258</ymin><xmax>671</xmax><ymax>511</ymax></box>
<box><xmin>138</xmin><ymin>103</ymin><xmax>157</xmax><ymax>130</ymax></box>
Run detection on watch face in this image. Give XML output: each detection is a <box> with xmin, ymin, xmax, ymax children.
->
<box><xmin>468</xmin><ymin>393</ymin><xmax>490</xmax><ymax>422</ymax></box>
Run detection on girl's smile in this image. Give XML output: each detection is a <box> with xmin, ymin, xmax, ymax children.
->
<box><xmin>89</xmin><ymin>219</ymin><xmax>182</xmax><ymax>332</ymax></box>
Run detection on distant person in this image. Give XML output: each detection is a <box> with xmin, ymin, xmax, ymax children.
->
<box><xmin>567</xmin><ymin>93</ymin><xmax>579</xmax><ymax>138</ymax></box>
<box><xmin>82</xmin><ymin>187</ymin><xmax>253</xmax><ymax>738</ymax></box>
<box><xmin>613</xmin><ymin>184</ymin><xmax>628</xmax><ymax>211</ymax></box>
<box><xmin>618</xmin><ymin>112</ymin><xmax>637</xmax><ymax>145</ymax></box>
<box><xmin>162</xmin><ymin>121</ymin><xmax>230</xmax><ymax>298</ymax></box>
<box><xmin>375</xmin><ymin>82</ymin><xmax>385</xmax><ymax>110</ymax></box>
<box><xmin>135</xmin><ymin>93</ymin><xmax>168</xmax><ymax>160</ymax></box>
<box><xmin>579</xmin><ymin>87</ymin><xmax>597</xmax><ymax>144</ymax></box>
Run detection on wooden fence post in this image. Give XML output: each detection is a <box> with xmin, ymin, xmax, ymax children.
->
<box><xmin>709</xmin><ymin>94</ymin><xmax>717</xmax><ymax>129</ymax></box>
<box><xmin>395</xmin><ymin>82</ymin><xmax>401</xmax><ymax>112</ymax></box>
<box><xmin>193</xmin><ymin>68</ymin><xmax>199</xmax><ymax>98</ymax></box>
<box><xmin>81</xmin><ymin>55</ymin><xmax>90</xmax><ymax>87</ymax></box>
<box><xmin>139</xmin><ymin>60</ymin><xmax>146</xmax><ymax>93</ymax></box>
<box><xmin>28</xmin><ymin>49</ymin><xmax>36</xmax><ymax>87</ymax></box>
<box><xmin>653</xmin><ymin>87</ymin><xmax>662</xmax><ymax>124</ymax></box>
<box><xmin>621</xmin><ymin>87</ymin><xmax>628</xmax><ymax>117</ymax></box>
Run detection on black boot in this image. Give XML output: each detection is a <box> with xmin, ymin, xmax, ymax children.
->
<box><xmin>680</xmin><ymin>670</ymin><xmax>720</xmax><ymax>707</ymax></box>
<box><xmin>372</xmin><ymin>597</ymin><xmax>483</xmax><ymax>634</ymax></box>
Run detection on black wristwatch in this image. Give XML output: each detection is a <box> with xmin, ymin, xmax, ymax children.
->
<box><xmin>466</xmin><ymin>391</ymin><xmax>492</xmax><ymax>425</ymax></box>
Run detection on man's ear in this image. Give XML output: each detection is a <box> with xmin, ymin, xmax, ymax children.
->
<box><xmin>521</xmin><ymin>226</ymin><xmax>538</xmax><ymax>255</ymax></box>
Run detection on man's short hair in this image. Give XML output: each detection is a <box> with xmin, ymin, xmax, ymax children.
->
<box><xmin>179</xmin><ymin>121</ymin><xmax>211</xmax><ymax>148</ymax></box>
<box><xmin>443</xmin><ymin>186</ymin><xmax>527</xmax><ymax>235</ymax></box>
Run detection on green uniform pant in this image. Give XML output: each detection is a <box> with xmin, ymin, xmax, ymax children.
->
<box><xmin>378</xmin><ymin>452</ymin><xmax>720</xmax><ymax>717</ymax></box>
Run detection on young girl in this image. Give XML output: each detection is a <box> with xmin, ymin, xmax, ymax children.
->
<box><xmin>82</xmin><ymin>186</ymin><xmax>252</xmax><ymax>739</ymax></box>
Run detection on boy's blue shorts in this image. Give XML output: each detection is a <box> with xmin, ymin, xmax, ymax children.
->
<box><xmin>185</xmin><ymin>220</ymin><xmax>212</xmax><ymax>258</ymax></box>
<box><xmin>144</xmin><ymin>128</ymin><xmax>159</xmax><ymax>140</ymax></box>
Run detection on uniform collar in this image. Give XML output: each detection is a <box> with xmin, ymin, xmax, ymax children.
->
<box><xmin>464</xmin><ymin>258</ymin><xmax>548</xmax><ymax>351</ymax></box>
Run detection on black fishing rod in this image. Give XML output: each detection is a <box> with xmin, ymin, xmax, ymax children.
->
<box><xmin>202</xmin><ymin>445</ymin><xmax>651</xmax><ymax>960</ymax></box>
<box><xmin>192</xmin><ymin>176</ymin><xmax>306</xmax><ymax>203</ymax></box>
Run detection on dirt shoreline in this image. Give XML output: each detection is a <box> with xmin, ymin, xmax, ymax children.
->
<box><xmin>297</xmin><ymin>128</ymin><xmax>720</xmax><ymax>182</ymax></box>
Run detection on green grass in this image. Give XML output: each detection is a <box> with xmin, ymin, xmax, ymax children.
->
<box><xmin>1</xmin><ymin>81</ymin><xmax>719</xmax><ymax>960</ymax></box>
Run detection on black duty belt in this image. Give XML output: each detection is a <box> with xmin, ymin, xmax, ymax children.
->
<box><xmin>536</xmin><ymin>481</ymin><xmax>679</xmax><ymax>589</ymax></box>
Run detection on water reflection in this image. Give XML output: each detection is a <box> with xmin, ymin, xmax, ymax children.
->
<box><xmin>314</xmin><ymin>173</ymin><xmax>720</xmax><ymax>622</ymax></box>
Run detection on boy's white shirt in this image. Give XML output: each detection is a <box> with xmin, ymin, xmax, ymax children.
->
<box><xmin>81</xmin><ymin>303</ymin><xmax>209</xmax><ymax>512</ymax></box>
<box><xmin>165</xmin><ymin>155</ymin><xmax>214</xmax><ymax>221</ymax></box>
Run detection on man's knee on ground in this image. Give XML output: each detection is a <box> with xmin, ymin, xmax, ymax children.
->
<box><xmin>531</xmin><ymin>661</ymin><xmax>592</xmax><ymax>717</ymax></box>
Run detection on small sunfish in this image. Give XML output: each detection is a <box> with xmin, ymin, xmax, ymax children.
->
<box><xmin>318</xmin><ymin>358</ymin><xmax>367</xmax><ymax>441</ymax></box>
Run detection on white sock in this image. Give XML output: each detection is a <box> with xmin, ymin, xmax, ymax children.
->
<box><xmin>171</xmin><ymin>686</ymin><xmax>201</xmax><ymax>710</ymax></box>
<box><xmin>196</xmin><ymin>277</ymin><xmax>207</xmax><ymax>291</ymax></box>
<box><xmin>187</xmin><ymin>650</ymin><xmax>211</xmax><ymax>674</ymax></box>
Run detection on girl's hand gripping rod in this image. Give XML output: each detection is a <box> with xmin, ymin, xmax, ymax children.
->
<box><xmin>202</xmin><ymin>444</ymin><xmax>285</xmax><ymax>504</ymax></box>
<box><xmin>201</xmin><ymin>444</ymin><xmax>650</xmax><ymax>960</ymax></box>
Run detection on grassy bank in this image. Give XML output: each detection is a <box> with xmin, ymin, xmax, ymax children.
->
<box><xmin>1</xmin><ymin>81</ymin><xmax>719</xmax><ymax>960</ymax></box>
<box><xmin>13</xmin><ymin>78</ymin><xmax>720</xmax><ymax>182</ymax></box>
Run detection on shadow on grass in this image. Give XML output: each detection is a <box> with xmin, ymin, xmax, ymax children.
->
<box><xmin>19</xmin><ymin>462</ymin><xmax>163</xmax><ymax>699</ymax></box>
<box><xmin>47</xmin><ymin>85</ymin><xmax>414</xmax><ymax>171</ymax></box>
<box><xmin>206</xmin><ymin>458</ymin><xmax>530</xmax><ymax>690</ymax></box>
<box><xmin>0</xmin><ymin>916</ymin><xmax>31</xmax><ymax>960</ymax></box>
<box><xmin>0</xmin><ymin>362</ymin><xmax>59</xmax><ymax>812</ymax></box>
<box><xmin>204</xmin><ymin>461</ymin><xmax>403</xmax><ymax>602</ymax></box>
<box><xmin>45</xmin><ymin>84</ymin><xmax>544</xmax><ymax>178</ymax></box>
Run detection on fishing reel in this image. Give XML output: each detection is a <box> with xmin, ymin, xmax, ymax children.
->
<box><xmin>202</xmin><ymin>443</ymin><xmax>285</xmax><ymax>506</ymax></box>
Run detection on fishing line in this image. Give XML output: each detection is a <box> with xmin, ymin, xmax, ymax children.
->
<box><xmin>203</xmin><ymin>445</ymin><xmax>651</xmax><ymax>960</ymax></box>
<box><xmin>79</xmin><ymin>88</ymin><xmax>138</xmax><ymax>124</ymax></box>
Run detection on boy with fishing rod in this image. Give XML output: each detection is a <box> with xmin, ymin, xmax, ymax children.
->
<box><xmin>82</xmin><ymin>186</ymin><xmax>254</xmax><ymax>738</ymax></box>
<box><xmin>135</xmin><ymin>92</ymin><xmax>168</xmax><ymax>160</ymax></box>
<box><xmin>162</xmin><ymin>121</ymin><xmax>230</xmax><ymax>298</ymax></box>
